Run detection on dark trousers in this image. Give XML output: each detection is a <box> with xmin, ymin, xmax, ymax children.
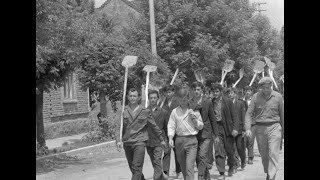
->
<box><xmin>163</xmin><ymin>137</ymin><xmax>181</xmax><ymax>175</ymax></box>
<box><xmin>245</xmin><ymin>125</ymin><xmax>256</xmax><ymax>159</ymax></box>
<box><xmin>214</xmin><ymin>123</ymin><xmax>235</xmax><ymax>173</ymax></box>
<box><xmin>234</xmin><ymin>134</ymin><xmax>246</xmax><ymax>166</ymax></box>
<box><xmin>146</xmin><ymin>146</ymin><xmax>164</xmax><ymax>180</ymax></box>
<box><xmin>196</xmin><ymin>138</ymin><xmax>212</xmax><ymax>180</ymax></box>
<box><xmin>207</xmin><ymin>138</ymin><xmax>214</xmax><ymax>167</ymax></box>
<box><xmin>124</xmin><ymin>143</ymin><xmax>146</xmax><ymax>180</ymax></box>
<box><xmin>175</xmin><ymin>135</ymin><xmax>198</xmax><ymax>180</ymax></box>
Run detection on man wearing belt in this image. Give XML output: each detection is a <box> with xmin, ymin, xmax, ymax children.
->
<box><xmin>190</xmin><ymin>82</ymin><xmax>219</xmax><ymax>180</ymax></box>
<box><xmin>243</xmin><ymin>86</ymin><xmax>255</xmax><ymax>165</ymax></box>
<box><xmin>168</xmin><ymin>87</ymin><xmax>204</xmax><ymax>180</ymax></box>
<box><xmin>146</xmin><ymin>90</ymin><xmax>169</xmax><ymax>180</ymax></box>
<box><xmin>211</xmin><ymin>83</ymin><xmax>239</xmax><ymax>180</ymax></box>
<box><xmin>116</xmin><ymin>88</ymin><xmax>167</xmax><ymax>180</ymax></box>
<box><xmin>245</xmin><ymin>77</ymin><xmax>284</xmax><ymax>180</ymax></box>
<box><xmin>161</xmin><ymin>85</ymin><xmax>181</xmax><ymax>178</ymax></box>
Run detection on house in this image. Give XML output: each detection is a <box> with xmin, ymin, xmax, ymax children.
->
<box><xmin>42</xmin><ymin>73</ymin><xmax>90</xmax><ymax>124</ymax></box>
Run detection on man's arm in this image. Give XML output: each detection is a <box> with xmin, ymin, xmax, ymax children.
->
<box><xmin>240</xmin><ymin>101</ymin><xmax>246</xmax><ymax>132</ymax></box>
<box><xmin>278</xmin><ymin>95</ymin><xmax>284</xmax><ymax>136</ymax></box>
<box><xmin>245</xmin><ymin>94</ymin><xmax>256</xmax><ymax>131</ymax></box>
<box><xmin>162</xmin><ymin>109</ymin><xmax>169</xmax><ymax>141</ymax></box>
<box><xmin>191</xmin><ymin>110</ymin><xmax>204</xmax><ymax>130</ymax></box>
<box><xmin>146</xmin><ymin>110</ymin><xmax>164</xmax><ymax>142</ymax></box>
<box><xmin>208</xmin><ymin>100</ymin><xmax>218</xmax><ymax>137</ymax></box>
<box><xmin>167</xmin><ymin>110</ymin><xmax>176</xmax><ymax>139</ymax></box>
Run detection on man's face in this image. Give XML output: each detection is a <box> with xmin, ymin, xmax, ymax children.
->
<box><xmin>128</xmin><ymin>91</ymin><xmax>140</xmax><ymax>104</ymax></box>
<box><xmin>245</xmin><ymin>90</ymin><xmax>252</xmax><ymax>97</ymax></box>
<box><xmin>212</xmin><ymin>89</ymin><xmax>221</xmax><ymax>98</ymax></box>
<box><xmin>261</xmin><ymin>83</ymin><xmax>273</xmax><ymax>96</ymax></box>
<box><xmin>166</xmin><ymin>90</ymin><xmax>175</xmax><ymax>99</ymax></box>
<box><xmin>193</xmin><ymin>86</ymin><xmax>202</xmax><ymax>98</ymax></box>
<box><xmin>228</xmin><ymin>91</ymin><xmax>236</xmax><ymax>99</ymax></box>
<box><xmin>149</xmin><ymin>93</ymin><xmax>158</xmax><ymax>106</ymax></box>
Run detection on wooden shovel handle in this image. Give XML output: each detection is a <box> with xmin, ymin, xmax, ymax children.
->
<box><xmin>220</xmin><ymin>70</ymin><xmax>227</xmax><ymax>85</ymax></box>
<box><xmin>145</xmin><ymin>72</ymin><xmax>150</xmax><ymax>108</ymax></box>
<box><xmin>249</xmin><ymin>73</ymin><xmax>257</xmax><ymax>87</ymax></box>
<box><xmin>170</xmin><ymin>68</ymin><xmax>179</xmax><ymax>85</ymax></box>
<box><xmin>233</xmin><ymin>76</ymin><xmax>243</xmax><ymax>88</ymax></box>
<box><xmin>120</xmin><ymin>66</ymin><xmax>129</xmax><ymax>142</ymax></box>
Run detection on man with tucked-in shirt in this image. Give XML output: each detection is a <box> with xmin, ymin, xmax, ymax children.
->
<box><xmin>145</xmin><ymin>90</ymin><xmax>169</xmax><ymax>180</ymax></box>
<box><xmin>116</xmin><ymin>88</ymin><xmax>167</xmax><ymax>180</ymax></box>
<box><xmin>190</xmin><ymin>82</ymin><xmax>219</xmax><ymax>180</ymax></box>
<box><xmin>161</xmin><ymin>85</ymin><xmax>181</xmax><ymax>178</ymax></box>
<box><xmin>168</xmin><ymin>87</ymin><xmax>204</xmax><ymax>180</ymax></box>
<box><xmin>211</xmin><ymin>83</ymin><xmax>239</xmax><ymax>180</ymax></box>
<box><xmin>245</xmin><ymin>77</ymin><xmax>284</xmax><ymax>180</ymax></box>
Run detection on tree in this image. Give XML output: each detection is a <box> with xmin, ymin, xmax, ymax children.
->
<box><xmin>36</xmin><ymin>0</ymin><xmax>95</xmax><ymax>147</ymax></box>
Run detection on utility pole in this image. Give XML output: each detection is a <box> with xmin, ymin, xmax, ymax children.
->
<box><xmin>149</xmin><ymin>0</ymin><xmax>157</xmax><ymax>61</ymax></box>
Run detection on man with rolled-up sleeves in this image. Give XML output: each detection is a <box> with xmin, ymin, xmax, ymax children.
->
<box><xmin>245</xmin><ymin>77</ymin><xmax>284</xmax><ymax>180</ymax></box>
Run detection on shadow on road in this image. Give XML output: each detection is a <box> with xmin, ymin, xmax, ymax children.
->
<box><xmin>36</xmin><ymin>155</ymin><xmax>89</xmax><ymax>175</ymax></box>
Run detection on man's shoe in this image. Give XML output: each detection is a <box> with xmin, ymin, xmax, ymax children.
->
<box><xmin>241</xmin><ymin>162</ymin><xmax>246</xmax><ymax>170</ymax></box>
<box><xmin>228</xmin><ymin>168</ymin><xmax>234</xmax><ymax>176</ymax></box>
<box><xmin>248</xmin><ymin>158</ymin><xmax>253</xmax><ymax>164</ymax></box>
<box><xmin>266</xmin><ymin>174</ymin><xmax>270</xmax><ymax>180</ymax></box>
<box><xmin>176</xmin><ymin>172</ymin><xmax>182</xmax><ymax>178</ymax></box>
<box><xmin>163</xmin><ymin>173</ymin><xmax>170</xmax><ymax>180</ymax></box>
<box><xmin>217</xmin><ymin>175</ymin><xmax>225</xmax><ymax>180</ymax></box>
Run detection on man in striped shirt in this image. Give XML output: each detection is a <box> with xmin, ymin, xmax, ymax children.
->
<box><xmin>168</xmin><ymin>87</ymin><xmax>204</xmax><ymax>180</ymax></box>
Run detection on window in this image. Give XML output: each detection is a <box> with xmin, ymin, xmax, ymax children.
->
<box><xmin>63</xmin><ymin>73</ymin><xmax>76</xmax><ymax>100</ymax></box>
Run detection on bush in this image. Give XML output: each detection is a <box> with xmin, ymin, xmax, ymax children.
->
<box><xmin>44</xmin><ymin>118</ymin><xmax>98</xmax><ymax>139</ymax></box>
<box><xmin>36</xmin><ymin>142</ymin><xmax>49</xmax><ymax>157</ymax></box>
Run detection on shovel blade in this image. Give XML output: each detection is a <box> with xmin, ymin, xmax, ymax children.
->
<box><xmin>122</xmin><ymin>56</ymin><xmax>138</xmax><ymax>67</ymax></box>
<box><xmin>143</xmin><ymin>65</ymin><xmax>157</xmax><ymax>72</ymax></box>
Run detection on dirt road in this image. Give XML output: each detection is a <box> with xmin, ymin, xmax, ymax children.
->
<box><xmin>36</xmin><ymin>140</ymin><xmax>284</xmax><ymax>180</ymax></box>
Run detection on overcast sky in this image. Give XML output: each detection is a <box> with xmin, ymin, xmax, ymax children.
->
<box><xmin>94</xmin><ymin>0</ymin><xmax>284</xmax><ymax>30</ymax></box>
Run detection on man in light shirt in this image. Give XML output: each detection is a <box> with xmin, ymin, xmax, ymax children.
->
<box><xmin>168</xmin><ymin>87</ymin><xmax>204</xmax><ymax>180</ymax></box>
<box><xmin>245</xmin><ymin>77</ymin><xmax>284</xmax><ymax>180</ymax></box>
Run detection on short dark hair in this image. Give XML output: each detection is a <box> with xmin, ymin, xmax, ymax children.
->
<box><xmin>211</xmin><ymin>83</ymin><xmax>223</xmax><ymax>92</ymax></box>
<box><xmin>191</xmin><ymin>81</ymin><xmax>204</xmax><ymax>90</ymax></box>
<box><xmin>148</xmin><ymin>89</ymin><xmax>159</xmax><ymax>98</ymax></box>
<box><xmin>165</xmin><ymin>85</ymin><xmax>175</xmax><ymax>92</ymax></box>
<box><xmin>176</xmin><ymin>87</ymin><xmax>190</xmax><ymax>99</ymax></box>
<box><xmin>128</xmin><ymin>88</ymin><xmax>141</xmax><ymax>97</ymax></box>
<box><xmin>244</xmin><ymin>86</ymin><xmax>253</xmax><ymax>92</ymax></box>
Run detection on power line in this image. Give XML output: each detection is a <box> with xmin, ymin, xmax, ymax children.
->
<box><xmin>253</xmin><ymin>2</ymin><xmax>267</xmax><ymax>14</ymax></box>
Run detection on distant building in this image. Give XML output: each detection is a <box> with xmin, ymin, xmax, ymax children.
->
<box><xmin>42</xmin><ymin>73</ymin><xmax>90</xmax><ymax>124</ymax></box>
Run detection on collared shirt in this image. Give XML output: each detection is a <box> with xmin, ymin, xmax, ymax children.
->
<box><xmin>214</xmin><ymin>96</ymin><xmax>222</xmax><ymax>122</ymax></box>
<box><xmin>167</xmin><ymin>107</ymin><xmax>204</xmax><ymax>137</ymax></box>
<box><xmin>245</xmin><ymin>91</ymin><xmax>284</xmax><ymax>131</ymax></box>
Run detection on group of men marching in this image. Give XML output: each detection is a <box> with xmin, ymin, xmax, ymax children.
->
<box><xmin>115</xmin><ymin>76</ymin><xmax>284</xmax><ymax>180</ymax></box>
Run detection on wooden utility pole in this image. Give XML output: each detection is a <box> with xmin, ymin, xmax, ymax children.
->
<box><xmin>149</xmin><ymin>0</ymin><xmax>157</xmax><ymax>60</ymax></box>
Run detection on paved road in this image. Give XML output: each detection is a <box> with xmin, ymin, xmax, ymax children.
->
<box><xmin>36</xmin><ymin>140</ymin><xmax>284</xmax><ymax>180</ymax></box>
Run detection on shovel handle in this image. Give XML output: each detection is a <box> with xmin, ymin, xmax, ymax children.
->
<box><xmin>220</xmin><ymin>70</ymin><xmax>227</xmax><ymax>85</ymax></box>
<box><xmin>233</xmin><ymin>76</ymin><xmax>243</xmax><ymax>88</ymax></box>
<box><xmin>249</xmin><ymin>73</ymin><xmax>257</xmax><ymax>87</ymax></box>
<box><xmin>170</xmin><ymin>68</ymin><xmax>179</xmax><ymax>85</ymax></box>
<box><xmin>145</xmin><ymin>72</ymin><xmax>150</xmax><ymax>108</ymax></box>
<box><xmin>120</xmin><ymin>66</ymin><xmax>129</xmax><ymax>142</ymax></box>
<box><xmin>269</xmin><ymin>71</ymin><xmax>278</xmax><ymax>89</ymax></box>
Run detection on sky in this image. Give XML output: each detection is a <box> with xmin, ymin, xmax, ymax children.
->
<box><xmin>94</xmin><ymin>0</ymin><xmax>284</xmax><ymax>30</ymax></box>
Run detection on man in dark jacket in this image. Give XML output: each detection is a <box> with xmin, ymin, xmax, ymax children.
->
<box><xmin>227</xmin><ymin>88</ymin><xmax>247</xmax><ymax>171</ymax></box>
<box><xmin>211</xmin><ymin>83</ymin><xmax>239</xmax><ymax>180</ymax></box>
<box><xmin>146</xmin><ymin>90</ymin><xmax>169</xmax><ymax>180</ymax></box>
<box><xmin>190</xmin><ymin>82</ymin><xmax>220</xmax><ymax>180</ymax></box>
<box><xmin>160</xmin><ymin>85</ymin><xmax>181</xmax><ymax>178</ymax></box>
<box><xmin>116</xmin><ymin>88</ymin><xmax>167</xmax><ymax>180</ymax></box>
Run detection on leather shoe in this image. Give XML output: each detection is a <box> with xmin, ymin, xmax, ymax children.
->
<box><xmin>218</xmin><ymin>175</ymin><xmax>225</xmax><ymax>180</ymax></box>
<box><xmin>241</xmin><ymin>162</ymin><xmax>246</xmax><ymax>170</ymax></box>
<box><xmin>266</xmin><ymin>174</ymin><xmax>270</xmax><ymax>180</ymax></box>
<box><xmin>248</xmin><ymin>158</ymin><xmax>253</xmax><ymax>164</ymax></box>
<box><xmin>228</xmin><ymin>168</ymin><xmax>234</xmax><ymax>176</ymax></box>
<box><xmin>176</xmin><ymin>172</ymin><xmax>182</xmax><ymax>178</ymax></box>
<box><xmin>163</xmin><ymin>173</ymin><xmax>170</xmax><ymax>180</ymax></box>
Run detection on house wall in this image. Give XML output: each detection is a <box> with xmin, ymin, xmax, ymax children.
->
<box><xmin>43</xmin><ymin>73</ymin><xmax>90</xmax><ymax>124</ymax></box>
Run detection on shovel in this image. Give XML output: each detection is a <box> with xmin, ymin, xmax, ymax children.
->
<box><xmin>170</xmin><ymin>59</ymin><xmax>191</xmax><ymax>85</ymax></box>
<box><xmin>249</xmin><ymin>60</ymin><xmax>265</xmax><ymax>87</ymax></box>
<box><xmin>120</xmin><ymin>55</ymin><xmax>138</xmax><ymax>142</ymax></box>
<box><xmin>143</xmin><ymin>65</ymin><xmax>157</xmax><ymax>108</ymax></box>
<box><xmin>220</xmin><ymin>59</ymin><xmax>235</xmax><ymax>86</ymax></box>
<box><xmin>194</xmin><ymin>68</ymin><xmax>205</xmax><ymax>84</ymax></box>
<box><xmin>232</xmin><ymin>67</ymin><xmax>244</xmax><ymax>88</ymax></box>
<box><xmin>267</xmin><ymin>61</ymin><xmax>278</xmax><ymax>89</ymax></box>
